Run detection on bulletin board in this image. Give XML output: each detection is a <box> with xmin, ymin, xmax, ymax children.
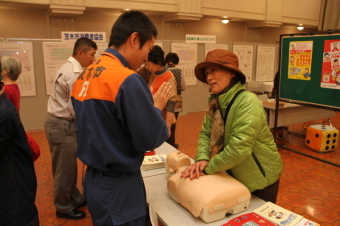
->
<box><xmin>0</xmin><ymin>41</ymin><xmax>36</xmax><ymax>96</ymax></box>
<box><xmin>279</xmin><ymin>32</ymin><xmax>340</xmax><ymax>110</ymax></box>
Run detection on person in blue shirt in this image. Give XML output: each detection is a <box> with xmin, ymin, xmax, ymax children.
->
<box><xmin>71</xmin><ymin>11</ymin><xmax>172</xmax><ymax>226</ymax></box>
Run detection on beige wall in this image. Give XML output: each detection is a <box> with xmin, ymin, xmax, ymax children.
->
<box><xmin>0</xmin><ymin>2</ymin><xmax>322</xmax><ymax>130</ymax></box>
<box><xmin>0</xmin><ymin>7</ymin><xmax>49</xmax><ymax>39</ymax></box>
<box><xmin>282</xmin><ymin>0</ymin><xmax>321</xmax><ymax>25</ymax></box>
<box><xmin>184</xmin><ymin>20</ymin><xmax>248</xmax><ymax>43</ymax></box>
<box><xmin>0</xmin><ymin>0</ymin><xmax>321</xmax><ymax>41</ymax></box>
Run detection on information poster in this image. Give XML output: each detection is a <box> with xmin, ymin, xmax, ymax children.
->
<box><xmin>171</xmin><ymin>43</ymin><xmax>197</xmax><ymax>86</ymax></box>
<box><xmin>321</xmin><ymin>39</ymin><xmax>340</xmax><ymax>89</ymax></box>
<box><xmin>0</xmin><ymin>42</ymin><xmax>36</xmax><ymax>96</ymax></box>
<box><xmin>255</xmin><ymin>46</ymin><xmax>276</xmax><ymax>81</ymax></box>
<box><xmin>42</xmin><ymin>42</ymin><xmax>108</xmax><ymax>95</ymax></box>
<box><xmin>204</xmin><ymin>44</ymin><xmax>228</xmax><ymax>57</ymax></box>
<box><xmin>42</xmin><ymin>42</ymin><xmax>73</xmax><ymax>95</ymax></box>
<box><xmin>288</xmin><ymin>41</ymin><xmax>313</xmax><ymax>80</ymax></box>
<box><xmin>233</xmin><ymin>45</ymin><xmax>254</xmax><ymax>82</ymax></box>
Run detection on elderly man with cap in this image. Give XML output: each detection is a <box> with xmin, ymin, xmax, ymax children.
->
<box><xmin>181</xmin><ymin>49</ymin><xmax>283</xmax><ymax>203</ymax></box>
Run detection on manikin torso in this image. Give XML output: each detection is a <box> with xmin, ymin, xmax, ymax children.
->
<box><xmin>166</xmin><ymin>151</ymin><xmax>251</xmax><ymax>223</ymax></box>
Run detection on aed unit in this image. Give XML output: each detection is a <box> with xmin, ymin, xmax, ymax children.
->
<box><xmin>305</xmin><ymin>125</ymin><xmax>339</xmax><ymax>152</ymax></box>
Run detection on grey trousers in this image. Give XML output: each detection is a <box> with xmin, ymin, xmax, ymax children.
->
<box><xmin>44</xmin><ymin>114</ymin><xmax>85</xmax><ymax>213</ymax></box>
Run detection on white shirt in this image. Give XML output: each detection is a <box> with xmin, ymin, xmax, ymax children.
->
<box><xmin>47</xmin><ymin>56</ymin><xmax>83</xmax><ymax>119</ymax></box>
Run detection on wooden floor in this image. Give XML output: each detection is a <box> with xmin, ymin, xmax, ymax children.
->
<box><xmin>28</xmin><ymin>111</ymin><xmax>340</xmax><ymax>226</ymax></box>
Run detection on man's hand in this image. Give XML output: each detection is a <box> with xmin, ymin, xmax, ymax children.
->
<box><xmin>153</xmin><ymin>82</ymin><xmax>172</xmax><ymax>110</ymax></box>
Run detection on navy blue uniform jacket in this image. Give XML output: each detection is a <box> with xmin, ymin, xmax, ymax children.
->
<box><xmin>71</xmin><ymin>48</ymin><xmax>168</xmax><ymax>173</ymax></box>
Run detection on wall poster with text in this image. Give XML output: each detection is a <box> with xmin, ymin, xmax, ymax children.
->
<box><xmin>255</xmin><ymin>46</ymin><xmax>276</xmax><ymax>82</ymax></box>
<box><xmin>0</xmin><ymin>42</ymin><xmax>36</xmax><ymax>96</ymax></box>
<box><xmin>288</xmin><ymin>41</ymin><xmax>313</xmax><ymax>80</ymax></box>
<box><xmin>42</xmin><ymin>42</ymin><xmax>108</xmax><ymax>95</ymax></box>
<box><xmin>204</xmin><ymin>44</ymin><xmax>229</xmax><ymax>57</ymax></box>
<box><xmin>171</xmin><ymin>43</ymin><xmax>197</xmax><ymax>86</ymax></box>
<box><xmin>233</xmin><ymin>45</ymin><xmax>254</xmax><ymax>82</ymax></box>
<box><xmin>321</xmin><ymin>39</ymin><xmax>340</xmax><ymax>89</ymax></box>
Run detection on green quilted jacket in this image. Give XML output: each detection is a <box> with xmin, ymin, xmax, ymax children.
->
<box><xmin>195</xmin><ymin>82</ymin><xmax>283</xmax><ymax>192</ymax></box>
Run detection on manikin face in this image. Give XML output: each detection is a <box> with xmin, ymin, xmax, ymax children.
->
<box><xmin>166</xmin><ymin>151</ymin><xmax>191</xmax><ymax>173</ymax></box>
<box><xmin>205</xmin><ymin>67</ymin><xmax>235</xmax><ymax>94</ymax></box>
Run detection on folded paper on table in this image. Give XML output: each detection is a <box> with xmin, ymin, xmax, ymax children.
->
<box><xmin>142</xmin><ymin>154</ymin><xmax>167</xmax><ymax>170</ymax></box>
<box><xmin>253</xmin><ymin>202</ymin><xmax>303</xmax><ymax>226</ymax></box>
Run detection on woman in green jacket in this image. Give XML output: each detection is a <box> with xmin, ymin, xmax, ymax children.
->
<box><xmin>181</xmin><ymin>49</ymin><xmax>283</xmax><ymax>203</ymax></box>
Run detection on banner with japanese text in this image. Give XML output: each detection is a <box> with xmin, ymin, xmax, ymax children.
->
<box><xmin>61</xmin><ymin>32</ymin><xmax>106</xmax><ymax>42</ymax></box>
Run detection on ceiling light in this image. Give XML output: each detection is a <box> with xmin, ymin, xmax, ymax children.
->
<box><xmin>120</xmin><ymin>9</ymin><xmax>131</xmax><ymax>13</ymax></box>
<box><xmin>221</xmin><ymin>19</ymin><xmax>229</xmax><ymax>24</ymax></box>
<box><xmin>297</xmin><ymin>25</ymin><xmax>304</xmax><ymax>30</ymax></box>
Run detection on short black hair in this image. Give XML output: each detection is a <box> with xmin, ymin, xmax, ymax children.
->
<box><xmin>109</xmin><ymin>10</ymin><xmax>158</xmax><ymax>49</ymax></box>
<box><xmin>165</xmin><ymin>52</ymin><xmax>179</xmax><ymax>65</ymax></box>
<box><xmin>73</xmin><ymin>38</ymin><xmax>97</xmax><ymax>56</ymax></box>
<box><xmin>148</xmin><ymin>45</ymin><xmax>165</xmax><ymax>66</ymax></box>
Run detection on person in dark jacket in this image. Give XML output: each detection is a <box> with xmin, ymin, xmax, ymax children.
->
<box><xmin>0</xmin><ymin>70</ymin><xmax>39</xmax><ymax>226</ymax></box>
<box><xmin>71</xmin><ymin>11</ymin><xmax>172</xmax><ymax>226</ymax></box>
<box><xmin>165</xmin><ymin>52</ymin><xmax>187</xmax><ymax>148</ymax></box>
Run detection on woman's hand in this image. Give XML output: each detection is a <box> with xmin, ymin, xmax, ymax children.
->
<box><xmin>180</xmin><ymin>160</ymin><xmax>208</xmax><ymax>179</ymax></box>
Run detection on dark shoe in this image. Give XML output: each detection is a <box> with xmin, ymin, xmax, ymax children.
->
<box><xmin>56</xmin><ymin>210</ymin><xmax>86</xmax><ymax>220</ymax></box>
<box><xmin>174</xmin><ymin>144</ymin><xmax>179</xmax><ymax>149</ymax></box>
<box><xmin>75</xmin><ymin>200</ymin><xmax>87</xmax><ymax>209</ymax></box>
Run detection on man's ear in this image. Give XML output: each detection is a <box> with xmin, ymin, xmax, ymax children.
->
<box><xmin>130</xmin><ymin>32</ymin><xmax>140</xmax><ymax>48</ymax></box>
<box><xmin>78</xmin><ymin>49</ymin><xmax>85</xmax><ymax>58</ymax></box>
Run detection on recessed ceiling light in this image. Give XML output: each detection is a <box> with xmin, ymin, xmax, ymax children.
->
<box><xmin>297</xmin><ymin>25</ymin><xmax>304</xmax><ymax>30</ymax></box>
<box><xmin>221</xmin><ymin>19</ymin><xmax>229</xmax><ymax>24</ymax></box>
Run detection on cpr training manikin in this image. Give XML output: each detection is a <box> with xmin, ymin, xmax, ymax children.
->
<box><xmin>166</xmin><ymin>151</ymin><xmax>251</xmax><ymax>223</ymax></box>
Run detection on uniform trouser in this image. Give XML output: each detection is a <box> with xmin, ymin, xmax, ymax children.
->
<box><xmin>84</xmin><ymin>167</ymin><xmax>148</xmax><ymax>226</ymax></box>
<box><xmin>44</xmin><ymin>114</ymin><xmax>85</xmax><ymax>213</ymax></box>
<box><xmin>251</xmin><ymin>179</ymin><xmax>280</xmax><ymax>204</ymax></box>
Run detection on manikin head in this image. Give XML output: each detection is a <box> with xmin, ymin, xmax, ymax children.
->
<box><xmin>165</xmin><ymin>151</ymin><xmax>191</xmax><ymax>174</ymax></box>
